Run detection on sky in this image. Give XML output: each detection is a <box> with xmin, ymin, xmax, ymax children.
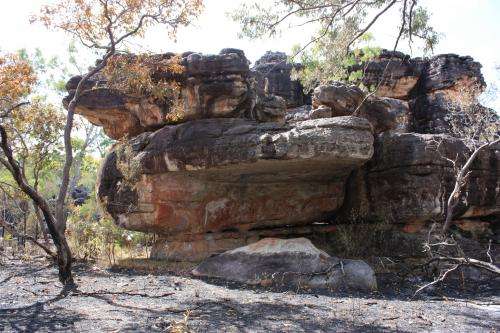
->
<box><xmin>0</xmin><ymin>0</ymin><xmax>499</xmax><ymax>109</ymax></box>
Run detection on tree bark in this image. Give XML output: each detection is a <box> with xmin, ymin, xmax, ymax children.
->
<box><xmin>54</xmin><ymin>54</ymin><xmax>111</xmax><ymax>235</ymax></box>
<box><xmin>0</xmin><ymin>125</ymin><xmax>74</xmax><ymax>286</ymax></box>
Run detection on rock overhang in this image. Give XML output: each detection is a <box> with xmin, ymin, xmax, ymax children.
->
<box><xmin>97</xmin><ymin>116</ymin><xmax>374</xmax><ymax>236</ymax></box>
<box><xmin>66</xmin><ymin>47</ymin><xmax>498</xmax><ymax>261</ymax></box>
<box><xmin>130</xmin><ymin>116</ymin><xmax>373</xmax><ymax>177</ymax></box>
<box><xmin>64</xmin><ymin>49</ymin><xmax>285</xmax><ymax>140</ymax></box>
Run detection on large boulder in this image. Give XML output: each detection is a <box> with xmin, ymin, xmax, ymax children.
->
<box><xmin>312</xmin><ymin>83</ymin><xmax>365</xmax><ymax>116</ymax></box>
<box><xmin>64</xmin><ymin>49</ymin><xmax>284</xmax><ymax>140</ymax></box>
<box><xmin>295</xmin><ymin>82</ymin><xmax>406</xmax><ymax>134</ymax></box>
<box><xmin>192</xmin><ymin>238</ymin><xmax>377</xmax><ymax>291</ymax></box>
<box><xmin>97</xmin><ymin>116</ymin><xmax>373</xmax><ymax>260</ymax></box>
<box><xmin>351</xmin><ymin>50</ymin><xmax>424</xmax><ymax>100</ymax></box>
<box><xmin>421</xmin><ymin>54</ymin><xmax>485</xmax><ymax>93</ymax></box>
<box><xmin>356</xmin><ymin>97</ymin><xmax>401</xmax><ymax>134</ymax></box>
<box><xmin>351</xmin><ymin>51</ymin><xmax>488</xmax><ymax>136</ymax></box>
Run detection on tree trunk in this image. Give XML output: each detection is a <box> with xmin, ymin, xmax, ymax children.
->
<box><xmin>54</xmin><ymin>104</ymin><xmax>75</xmax><ymax>235</ymax></box>
<box><xmin>442</xmin><ymin>138</ymin><xmax>500</xmax><ymax>234</ymax></box>
<box><xmin>0</xmin><ymin>125</ymin><xmax>74</xmax><ymax>286</ymax></box>
<box><xmin>33</xmin><ymin>204</ymin><xmax>50</xmax><ymax>243</ymax></box>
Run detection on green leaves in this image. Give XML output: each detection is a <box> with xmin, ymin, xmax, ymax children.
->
<box><xmin>231</xmin><ymin>0</ymin><xmax>439</xmax><ymax>87</ymax></box>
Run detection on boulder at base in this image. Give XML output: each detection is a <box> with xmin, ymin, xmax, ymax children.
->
<box><xmin>192</xmin><ymin>238</ymin><xmax>377</xmax><ymax>292</ymax></box>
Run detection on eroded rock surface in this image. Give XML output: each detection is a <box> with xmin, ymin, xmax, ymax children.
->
<box><xmin>342</xmin><ymin>133</ymin><xmax>500</xmax><ymax>228</ymax></box>
<box><xmin>193</xmin><ymin>238</ymin><xmax>377</xmax><ymax>291</ymax></box>
<box><xmin>352</xmin><ymin>50</ymin><xmax>423</xmax><ymax>100</ymax></box>
<box><xmin>98</xmin><ymin>117</ymin><xmax>374</xmax><ymax>239</ymax></box>
<box><xmin>252</xmin><ymin>51</ymin><xmax>307</xmax><ymax>108</ymax></box>
<box><xmin>312</xmin><ymin>83</ymin><xmax>364</xmax><ymax>116</ymax></box>
<box><xmin>65</xmin><ymin>49</ymin><xmax>284</xmax><ymax>139</ymax></box>
<box><xmin>350</xmin><ymin>51</ymin><xmax>489</xmax><ymax>135</ymax></box>
<box><xmin>67</xmin><ymin>48</ymin><xmax>498</xmax><ymax>262</ymax></box>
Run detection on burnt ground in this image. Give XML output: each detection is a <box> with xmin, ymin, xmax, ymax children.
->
<box><xmin>0</xmin><ymin>256</ymin><xmax>498</xmax><ymax>332</ymax></box>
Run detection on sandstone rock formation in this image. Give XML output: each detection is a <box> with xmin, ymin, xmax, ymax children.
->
<box><xmin>342</xmin><ymin>133</ymin><xmax>499</xmax><ymax>228</ymax></box>
<box><xmin>352</xmin><ymin>50</ymin><xmax>423</xmax><ymax>100</ymax></box>
<box><xmin>312</xmin><ymin>83</ymin><xmax>365</xmax><ymax>115</ymax></box>
<box><xmin>350</xmin><ymin>51</ymin><xmax>487</xmax><ymax>135</ymax></box>
<box><xmin>98</xmin><ymin>116</ymin><xmax>373</xmax><ymax>260</ymax></box>
<box><xmin>252</xmin><ymin>51</ymin><xmax>307</xmax><ymax>108</ymax></box>
<box><xmin>65</xmin><ymin>50</ymin><xmax>285</xmax><ymax>140</ymax></box>
<box><xmin>193</xmin><ymin>238</ymin><xmax>377</xmax><ymax>291</ymax></box>
<box><xmin>66</xmin><ymin>48</ymin><xmax>499</xmax><ymax>262</ymax></box>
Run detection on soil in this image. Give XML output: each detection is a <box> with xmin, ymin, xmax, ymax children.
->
<box><xmin>0</xmin><ymin>256</ymin><xmax>498</xmax><ymax>332</ymax></box>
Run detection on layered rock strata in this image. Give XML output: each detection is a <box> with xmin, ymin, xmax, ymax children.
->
<box><xmin>65</xmin><ymin>49</ymin><xmax>285</xmax><ymax>140</ymax></box>
<box><xmin>67</xmin><ymin>48</ymin><xmax>499</xmax><ymax>262</ymax></box>
<box><xmin>349</xmin><ymin>51</ymin><xmax>487</xmax><ymax>134</ymax></box>
<box><xmin>98</xmin><ymin>116</ymin><xmax>374</xmax><ymax>260</ymax></box>
<box><xmin>341</xmin><ymin>133</ymin><xmax>499</xmax><ymax>228</ymax></box>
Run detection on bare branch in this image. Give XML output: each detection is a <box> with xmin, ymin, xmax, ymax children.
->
<box><xmin>0</xmin><ymin>219</ymin><xmax>56</xmax><ymax>258</ymax></box>
<box><xmin>0</xmin><ymin>101</ymin><xmax>30</xmax><ymax>118</ymax></box>
<box><xmin>346</xmin><ymin>0</ymin><xmax>398</xmax><ymax>50</ymax></box>
<box><xmin>442</xmin><ymin>138</ymin><xmax>500</xmax><ymax>234</ymax></box>
<box><xmin>413</xmin><ymin>264</ymin><xmax>460</xmax><ymax>297</ymax></box>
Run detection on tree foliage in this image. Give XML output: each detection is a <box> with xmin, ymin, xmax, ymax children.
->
<box><xmin>232</xmin><ymin>0</ymin><xmax>439</xmax><ymax>87</ymax></box>
<box><xmin>0</xmin><ymin>54</ymin><xmax>36</xmax><ymax>111</ymax></box>
<box><xmin>0</xmin><ymin>0</ymin><xmax>204</xmax><ymax>286</ymax></box>
<box><xmin>36</xmin><ymin>0</ymin><xmax>203</xmax><ymax>50</ymax></box>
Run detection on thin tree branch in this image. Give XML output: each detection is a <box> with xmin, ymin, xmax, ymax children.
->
<box><xmin>0</xmin><ymin>219</ymin><xmax>56</xmax><ymax>258</ymax></box>
<box><xmin>346</xmin><ymin>0</ymin><xmax>398</xmax><ymax>50</ymax></box>
<box><xmin>0</xmin><ymin>101</ymin><xmax>30</xmax><ymax>118</ymax></box>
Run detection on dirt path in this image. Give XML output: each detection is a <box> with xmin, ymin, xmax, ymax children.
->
<box><xmin>0</xmin><ymin>257</ymin><xmax>498</xmax><ymax>332</ymax></box>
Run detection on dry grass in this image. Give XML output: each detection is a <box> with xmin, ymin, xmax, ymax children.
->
<box><xmin>110</xmin><ymin>258</ymin><xmax>197</xmax><ymax>275</ymax></box>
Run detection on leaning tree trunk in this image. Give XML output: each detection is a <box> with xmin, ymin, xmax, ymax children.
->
<box><xmin>0</xmin><ymin>125</ymin><xmax>74</xmax><ymax>286</ymax></box>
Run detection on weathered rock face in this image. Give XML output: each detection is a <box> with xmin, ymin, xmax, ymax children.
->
<box><xmin>68</xmin><ymin>48</ymin><xmax>498</xmax><ymax>262</ymax></box>
<box><xmin>193</xmin><ymin>238</ymin><xmax>377</xmax><ymax>291</ymax></box>
<box><xmin>352</xmin><ymin>50</ymin><xmax>424</xmax><ymax>100</ymax></box>
<box><xmin>358</xmin><ymin>97</ymin><xmax>405</xmax><ymax>134</ymax></box>
<box><xmin>350</xmin><ymin>51</ymin><xmax>488</xmax><ymax>135</ymax></box>
<box><xmin>65</xmin><ymin>49</ymin><xmax>285</xmax><ymax>140</ymax></box>
<box><xmin>342</xmin><ymin>133</ymin><xmax>500</xmax><ymax>227</ymax></box>
<box><xmin>292</xmin><ymin>83</ymin><xmax>404</xmax><ymax>134</ymax></box>
<box><xmin>421</xmin><ymin>54</ymin><xmax>485</xmax><ymax>93</ymax></box>
<box><xmin>98</xmin><ymin>117</ymin><xmax>373</xmax><ymax>237</ymax></box>
<box><xmin>312</xmin><ymin>83</ymin><xmax>365</xmax><ymax>116</ymax></box>
<box><xmin>252</xmin><ymin>51</ymin><xmax>307</xmax><ymax>108</ymax></box>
